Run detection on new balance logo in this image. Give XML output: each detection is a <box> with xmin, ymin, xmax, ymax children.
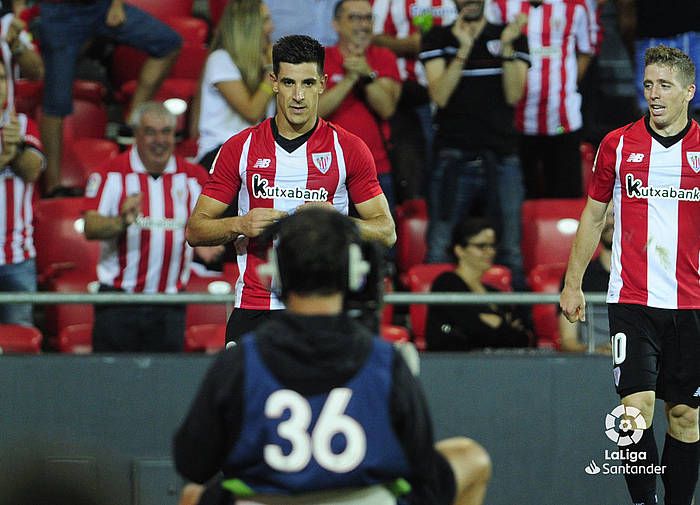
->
<box><xmin>627</xmin><ymin>153</ymin><xmax>645</xmax><ymax>163</ymax></box>
<box><xmin>253</xmin><ymin>158</ymin><xmax>271</xmax><ymax>168</ymax></box>
<box><xmin>693</xmin><ymin>387</ymin><xmax>700</xmax><ymax>398</ymax></box>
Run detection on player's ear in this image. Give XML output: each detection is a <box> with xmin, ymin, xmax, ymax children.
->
<box><xmin>319</xmin><ymin>73</ymin><xmax>328</xmax><ymax>94</ymax></box>
<box><xmin>270</xmin><ymin>73</ymin><xmax>279</xmax><ymax>94</ymax></box>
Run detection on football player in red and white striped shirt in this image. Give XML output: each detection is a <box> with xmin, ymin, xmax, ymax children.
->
<box><xmin>0</xmin><ymin>60</ymin><xmax>44</xmax><ymax>326</ymax></box>
<box><xmin>561</xmin><ymin>46</ymin><xmax>699</xmax><ymax>505</ymax></box>
<box><xmin>489</xmin><ymin>0</ymin><xmax>593</xmax><ymax>198</ymax></box>
<box><xmin>186</xmin><ymin>35</ymin><xmax>396</xmax><ymax>343</ymax></box>
<box><xmin>84</xmin><ymin>102</ymin><xmax>217</xmax><ymax>352</ymax></box>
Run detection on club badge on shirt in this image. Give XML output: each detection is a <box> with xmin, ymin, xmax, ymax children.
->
<box><xmin>686</xmin><ymin>152</ymin><xmax>700</xmax><ymax>173</ymax></box>
<box><xmin>312</xmin><ymin>152</ymin><xmax>332</xmax><ymax>174</ymax></box>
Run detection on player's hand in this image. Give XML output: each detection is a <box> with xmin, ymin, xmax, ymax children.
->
<box><xmin>178</xmin><ymin>483</ymin><xmax>204</xmax><ymax>505</ymax></box>
<box><xmin>501</xmin><ymin>13</ymin><xmax>527</xmax><ymax>45</ymax></box>
<box><xmin>106</xmin><ymin>0</ymin><xmax>126</xmax><ymax>27</ymax></box>
<box><xmin>2</xmin><ymin>112</ymin><xmax>21</xmax><ymax>148</ymax></box>
<box><xmin>343</xmin><ymin>55</ymin><xmax>372</xmax><ymax>78</ymax></box>
<box><xmin>560</xmin><ymin>285</ymin><xmax>586</xmax><ymax>323</ymax></box>
<box><xmin>453</xmin><ymin>17</ymin><xmax>477</xmax><ymax>50</ymax></box>
<box><xmin>240</xmin><ymin>208</ymin><xmax>287</xmax><ymax>238</ymax></box>
<box><xmin>119</xmin><ymin>193</ymin><xmax>142</xmax><ymax>226</ymax></box>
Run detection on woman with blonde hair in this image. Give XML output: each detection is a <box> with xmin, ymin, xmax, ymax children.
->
<box><xmin>195</xmin><ymin>0</ymin><xmax>275</xmax><ymax>169</ymax></box>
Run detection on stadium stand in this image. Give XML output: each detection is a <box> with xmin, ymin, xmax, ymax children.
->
<box><xmin>527</xmin><ymin>262</ymin><xmax>567</xmax><ymax>350</ymax></box>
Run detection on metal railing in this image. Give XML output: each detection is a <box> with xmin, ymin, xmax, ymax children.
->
<box><xmin>0</xmin><ymin>291</ymin><xmax>609</xmax><ymax>353</ymax></box>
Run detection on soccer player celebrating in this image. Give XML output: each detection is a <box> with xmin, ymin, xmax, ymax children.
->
<box><xmin>561</xmin><ymin>45</ymin><xmax>699</xmax><ymax>505</ymax></box>
<box><xmin>186</xmin><ymin>34</ymin><xmax>395</xmax><ymax>343</ymax></box>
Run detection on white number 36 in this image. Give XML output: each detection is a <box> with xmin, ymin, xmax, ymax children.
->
<box><xmin>263</xmin><ymin>388</ymin><xmax>367</xmax><ymax>473</ymax></box>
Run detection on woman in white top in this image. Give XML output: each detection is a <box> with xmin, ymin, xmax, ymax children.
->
<box><xmin>195</xmin><ymin>0</ymin><xmax>275</xmax><ymax>169</ymax></box>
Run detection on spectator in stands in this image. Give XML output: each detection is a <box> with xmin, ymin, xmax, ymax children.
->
<box><xmin>320</xmin><ymin>0</ymin><xmax>401</xmax><ymax>211</ymax></box>
<box><xmin>372</xmin><ymin>0</ymin><xmax>457</xmax><ymax>202</ymax></box>
<box><xmin>175</xmin><ymin>208</ymin><xmax>492</xmax><ymax>505</ymax></box>
<box><xmin>37</xmin><ymin>0</ymin><xmax>182</xmax><ymax>197</ymax></box>
<box><xmin>617</xmin><ymin>0</ymin><xmax>699</xmax><ymax>119</ymax></box>
<box><xmin>83</xmin><ymin>102</ymin><xmax>221</xmax><ymax>352</ymax></box>
<box><xmin>557</xmin><ymin>207</ymin><xmax>612</xmax><ymax>353</ymax></box>
<box><xmin>488</xmin><ymin>0</ymin><xmax>594</xmax><ymax>199</ymax></box>
<box><xmin>194</xmin><ymin>0</ymin><xmax>276</xmax><ymax>171</ymax></box>
<box><xmin>425</xmin><ymin>218</ymin><xmax>532</xmax><ymax>351</ymax></box>
<box><xmin>0</xmin><ymin>4</ymin><xmax>43</xmax><ymax>81</ymax></box>
<box><xmin>266</xmin><ymin>0</ymin><xmax>338</xmax><ymax>47</ymax></box>
<box><xmin>0</xmin><ymin>61</ymin><xmax>45</xmax><ymax>325</ymax></box>
<box><xmin>419</xmin><ymin>0</ymin><xmax>529</xmax><ymax>290</ymax></box>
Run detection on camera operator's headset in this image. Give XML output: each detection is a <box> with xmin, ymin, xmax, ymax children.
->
<box><xmin>257</xmin><ymin>211</ymin><xmax>374</xmax><ymax>300</ymax></box>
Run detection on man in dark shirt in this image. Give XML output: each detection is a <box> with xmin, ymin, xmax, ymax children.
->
<box><xmin>418</xmin><ymin>0</ymin><xmax>529</xmax><ymax>290</ymax></box>
<box><xmin>174</xmin><ymin>208</ymin><xmax>491</xmax><ymax>505</ymax></box>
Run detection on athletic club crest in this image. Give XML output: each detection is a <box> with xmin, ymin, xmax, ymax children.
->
<box><xmin>312</xmin><ymin>152</ymin><xmax>332</xmax><ymax>174</ymax></box>
<box><xmin>687</xmin><ymin>152</ymin><xmax>700</xmax><ymax>173</ymax></box>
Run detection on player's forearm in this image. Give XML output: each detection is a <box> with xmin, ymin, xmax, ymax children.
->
<box><xmin>15</xmin><ymin>47</ymin><xmax>43</xmax><ymax>80</ymax></box>
<box><xmin>501</xmin><ymin>57</ymin><xmax>527</xmax><ymax>106</ymax></box>
<box><xmin>84</xmin><ymin>212</ymin><xmax>128</xmax><ymax>240</ymax></box>
<box><xmin>186</xmin><ymin>213</ymin><xmax>243</xmax><ymax>247</ymax></box>
<box><xmin>576</xmin><ymin>53</ymin><xmax>593</xmax><ymax>83</ymax></box>
<box><xmin>429</xmin><ymin>51</ymin><xmax>469</xmax><ymax>108</ymax></box>
<box><xmin>372</xmin><ymin>34</ymin><xmax>420</xmax><ymax>57</ymax></box>
<box><xmin>364</xmin><ymin>81</ymin><xmax>399</xmax><ymax>119</ymax></box>
<box><xmin>352</xmin><ymin>213</ymin><xmax>396</xmax><ymax>247</ymax></box>
<box><xmin>318</xmin><ymin>75</ymin><xmax>358</xmax><ymax>117</ymax></box>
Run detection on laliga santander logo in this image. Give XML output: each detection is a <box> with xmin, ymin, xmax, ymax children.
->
<box><xmin>604</xmin><ymin>405</ymin><xmax>647</xmax><ymax>446</ymax></box>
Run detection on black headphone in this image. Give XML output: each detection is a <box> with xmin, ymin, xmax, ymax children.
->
<box><xmin>257</xmin><ymin>209</ymin><xmax>372</xmax><ymax>299</ymax></box>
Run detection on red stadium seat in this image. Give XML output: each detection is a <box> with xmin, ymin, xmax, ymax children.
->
<box><xmin>57</xmin><ymin>323</ymin><xmax>93</xmax><ymax>354</ymax></box>
<box><xmin>527</xmin><ymin>263</ymin><xmax>567</xmax><ymax>350</ymax></box>
<box><xmin>33</xmin><ymin>197</ymin><xmax>100</xmax><ymax>284</ymax></box>
<box><xmin>0</xmin><ymin>324</ymin><xmax>42</xmax><ymax>354</ymax></box>
<box><xmin>395</xmin><ymin>199</ymin><xmax>428</xmax><ymax>287</ymax></box>
<box><xmin>72</xmin><ymin>79</ymin><xmax>108</xmax><ymax>105</ymax></box>
<box><xmin>380</xmin><ymin>324</ymin><xmax>410</xmax><ymax>343</ymax></box>
<box><xmin>124</xmin><ymin>0</ymin><xmax>194</xmax><ymax>19</ymax></box>
<box><xmin>381</xmin><ymin>277</ymin><xmax>394</xmax><ymax>325</ymax></box>
<box><xmin>61</xmin><ymin>138</ymin><xmax>119</xmax><ymax>191</ymax></box>
<box><xmin>185</xmin><ymin>323</ymin><xmax>226</xmax><ymax>353</ymax></box>
<box><xmin>481</xmin><ymin>264</ymin><xmax>513</xmax><ymax>293</ymax></box>
<box><xmin>520</xmin><ymin>198</ymin><xmax>586</xmax><ymax>274</ymax></box>
<box><xmin>14</xmin><ymin>79</ymin><xmax>43</xmax><ymax>117</ymax></box>
<box><xmin>43</xmin><ymin>273</ymin><xmax>96</xmax><ymax>345</ymax></box>
<box><xmin>406</xmin><ymin>263</ymin><xmax>453</xmax><ymax>351</ymax></box>
<box><xmin>580</xmin><ymin>142</ymin><xmax>596</xmax><ymax>194</ymax></box>
<box><xmin>185</xmin><ymin>268</ymin><xmax>231</xmax><ymax>328</ymax></box>
<box><xmin>209</xmin><ymin>0</ymin><xmax>228</xmax><ymax>27</ymax></box>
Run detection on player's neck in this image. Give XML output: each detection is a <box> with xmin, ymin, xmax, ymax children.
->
<box><xmin>274</xmin><ymin>115</ymin><xmax>316</xmax><ymax>140</ymax></box>
<box><xmin>648</xmin><ymin>113</ymin><xmax>689</xmax><ymax>137</ymax></box>
<box><xmin>285</xmin><ymin>293</ymin><xmax>343</xmax><ymax>315</ymax></box>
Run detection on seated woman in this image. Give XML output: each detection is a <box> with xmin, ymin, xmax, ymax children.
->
<box><xmin>194</xmin><ymin>0</ymin><xmax>275</xmax><ymax>170</ymax></box>
<box><xmin>425</xmin><ymin>218</ymin><xmax>532</xmax><ymax>351</ymax></box>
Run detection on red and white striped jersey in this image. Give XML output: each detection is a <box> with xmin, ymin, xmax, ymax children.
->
<box><xmin>202</xmin><ymin>118</ymin><xmax>384</xmax><ymax>310</ymax></box>
<box><xmin>589</xmin><ymin>118</ymin><xmax>700</xmax><ymax>309</ymax></box>
<box><xmin>85</xmin><ymin>148</ymin><xmax>207</xmax><ymax>294</ymax></box>
<box><xmin>583</xmin><ymin>0</ymin><xmax>603</xmax><ymax>54</ymax></box>
<box><xmin>488</xmin><ymin>0</ymin><xmax>593</xmax><ymax>135</ymax></box>
<box><xmin>372</xmin><ymin>0</ymin><xmax>457</xmax><ymax>84</ymax></box>
<box><xmin>0</xmin><ymin>114</ymin><xmax>42</xmax><ymax>265</ymax></box>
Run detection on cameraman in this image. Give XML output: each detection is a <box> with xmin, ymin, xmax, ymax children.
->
<box><xmin>174</xmin><ymin>207</ymin><xmax>491</xmax><ymax>505</ymax></box>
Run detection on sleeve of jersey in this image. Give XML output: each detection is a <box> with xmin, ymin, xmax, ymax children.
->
<box><xmin>574</xmin><ymin>3</ymin><xmax>593</xmax><ymax>54</ymax></box>
<box><xmin>83</xmin><ymin>168</ymin><xmax>115</xmax><ymax>213</ymax></box>
<box><xmin>201</xmin><ymin>137</ymin><xmax>243</xmax><ymax>205</ymax></box>
<box><xmin>343</xmin><ymin>134</ymin><xmax>384</xmax><ymax>204</ymax></box>
<box><xmin>486</xmin><ymin>0</ymin><xmax>506</xmax><ymax>23</ymax></box>
<box><xmin>22</xmin><ymin>117</ymin><xmax>43</xmax><ymax>151</ymax></box>
<box><xmin>587</xmin><ymin>132</ymin><xmax>618</xmax><ymax>203</ymax></box>
<box><xmin>418</xmin><ymin>27</ymin><xmax>444</xmax><ymax>63</ymax></box>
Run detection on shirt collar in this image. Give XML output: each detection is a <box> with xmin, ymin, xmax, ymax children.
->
<box><xmin>129</xmin><ymin>146</ymin><xmax>176</xmax><ymax>175</ymax></box>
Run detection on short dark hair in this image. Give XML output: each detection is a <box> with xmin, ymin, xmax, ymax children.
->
<box><xmin>272</xmin><ymin>34</ymin><xmax>325</xmax><ymax>76</ymax></box>
<box><xmin>645</xmin><ymin>45</ymin><xmax>696</xmax><ymax>87</ymax></box>
<box><xmin>448</xmin><ymin>217</ymin><xmax>497</xmax><ymax>263</ymax></box>
<box><xmin>271</xmin><ymin>208</ymin><xmax>360</xmax><ymax>297</ymax></box>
